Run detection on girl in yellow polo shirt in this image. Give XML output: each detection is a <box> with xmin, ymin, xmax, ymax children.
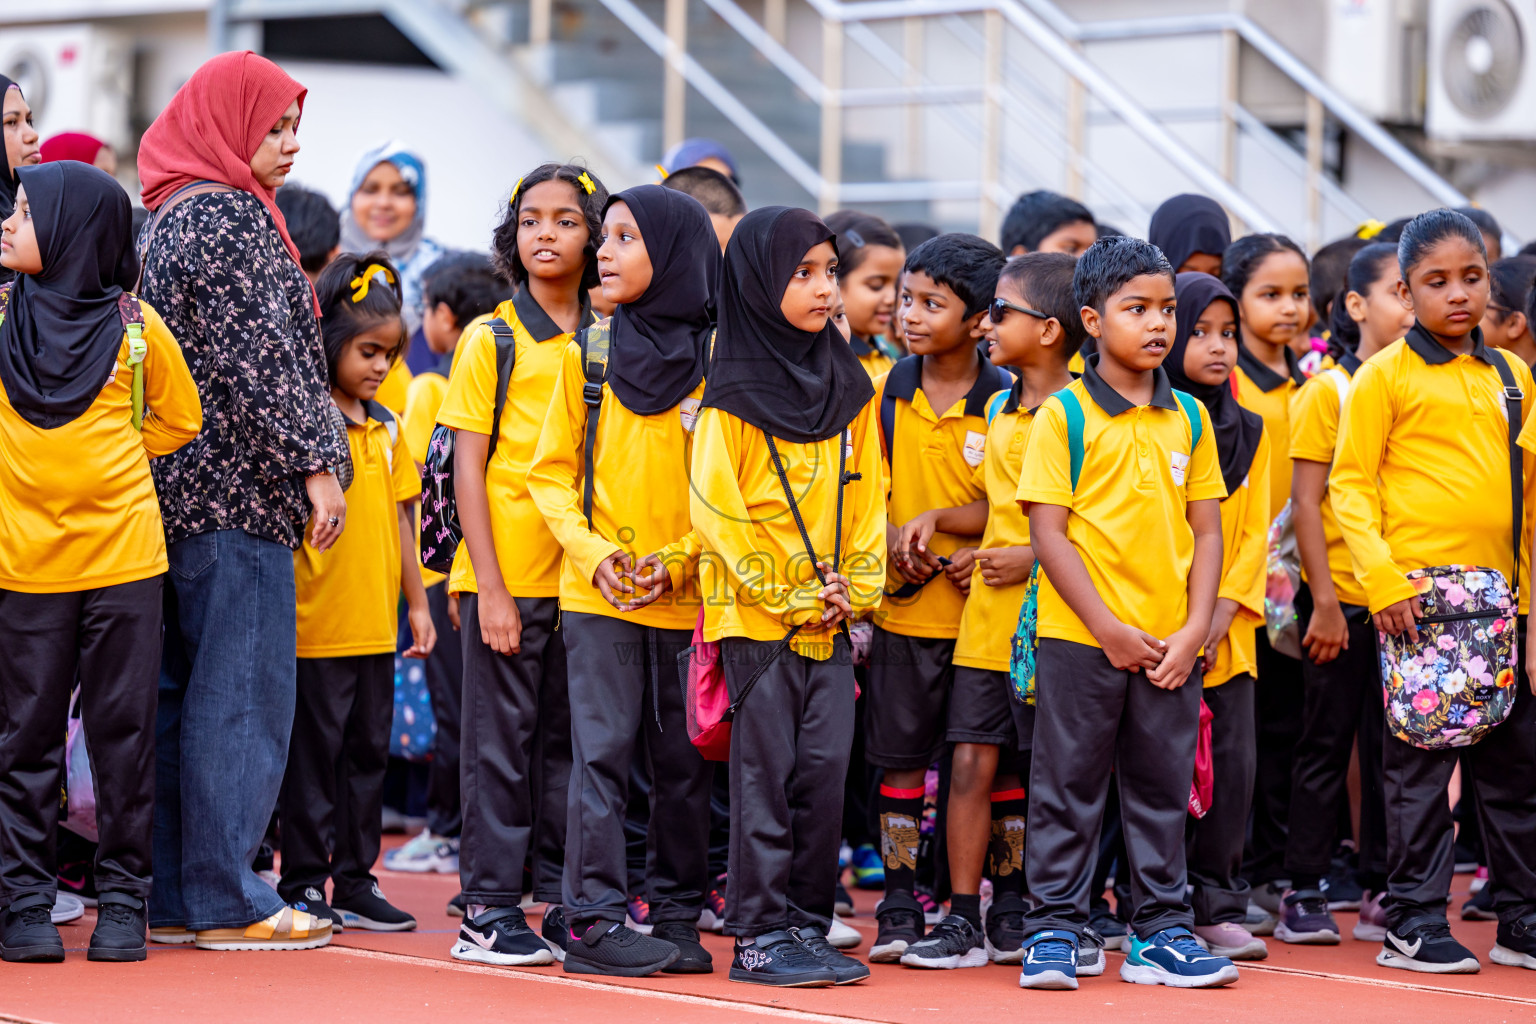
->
<box><xmin>824</xmin><ymin>210</ymin><xmax>904</xmax><ymax>379</ymax></box>
<box><xmin>0</xmin><ymin>162</ymin><xmax>200</xmax><ymax>962</ymax></box>
<box><xmin>1222</xmin><ymin>231</ymin><xmax>1312</xmax><ymax>916</ymax></box>
<box><xmin>280</xmin><ymin>253</ymin><xmax>432</xmax><ymax>935</ymax></box>
<box><xmin>691</xmin><ymin>206</ymin><xmax>885</xmax><ymax>987</ymax></box>
<box><xmin>1165</xmin><ymin>272</ymin><xmax>1270</xmax><ymax>962</ymax></box>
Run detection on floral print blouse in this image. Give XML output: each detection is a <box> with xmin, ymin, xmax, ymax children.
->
<box><xmin>139</xmin><ymin>190</ymin><xmax>344</xmax><ymax>551</ymax></box>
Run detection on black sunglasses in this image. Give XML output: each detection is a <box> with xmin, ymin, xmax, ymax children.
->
<box><xmin>990</xmin><ymin>296</ymin><xmax>1049</xmax><ymax>324</ymax></box>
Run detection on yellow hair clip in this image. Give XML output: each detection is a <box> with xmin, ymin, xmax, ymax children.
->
<box><xmin>1356</xmin><ymin>218</ymin><xmax>1386</xmax><ymax>241</ymax></box>
<box><xmin>508</xmin><ymin>177</ymin><xmax>524</xmax><ymax>206</ymax></box>
<box><xmin>654</xmin><ymin>164</ymin><xmax>669</xmax><ymax>181</ymax></box>
<box><xmin>350</xmin><ymin>263</ymin><xmax>396</xmax><ymax>303</ymax></box>
<box><xmin>577</xmin><ymin>171</ymin><xmax>597</xmax><ymax>195</ymax></box>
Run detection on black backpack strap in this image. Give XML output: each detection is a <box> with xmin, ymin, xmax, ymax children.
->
<box><xmin>1492</xmin><ymin>350</ymin><xmax>1524</xmax><ymax>602</ymax></box>
<box><xmin>578</xmin><ymin>319</ymin><xmax>612</xmax><ymax>530</ymax></box>
<box><xmin>879</xmin><ymin>355</ymin><xmax>922</xmax><ymax>465</ymax></box>
<box><xmin>486</xmin><ymin>318</ymin><xmax>517</xmax><ymax>464</ymax></box>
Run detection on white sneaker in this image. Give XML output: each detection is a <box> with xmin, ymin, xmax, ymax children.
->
<box><xmin>51</xmin><ymin>892</ymin><xmax>85</xmax><ymax>925</ymax></box>
<box><xmin>382</xmin><ymin>829</ymin><xmax>460</xmax><ymax>874</ymax></box>
<box><xmin>828</xmin><ymin>914</ymin><xmax>862</xmax><ymax>950</ymax></box>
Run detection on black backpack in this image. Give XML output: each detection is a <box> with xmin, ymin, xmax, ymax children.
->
<box><xmin>418</xmin><ymin>319</ymin><xmax>516</xmax><ymax>575</ymax></box>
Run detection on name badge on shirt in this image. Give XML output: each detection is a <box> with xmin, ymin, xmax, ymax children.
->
<box><xmin>963</xmin><ymin>430</ymin><xmax>987</xmax><ymax>467</ymax></box>
<box><xmin>1171</xmin><ymin>451</ymin><xmax>1190</xmax><ymax>486</ymax></box>
<box><xmin>679</xmin><ymin>397</ymin><xmax>701</xmax><ymax>433</ymax></box>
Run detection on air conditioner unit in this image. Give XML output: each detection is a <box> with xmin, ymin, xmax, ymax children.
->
<box><xmin>0</xmin><ymin>24</ymin><xmax>133</xmax><ymax>151</ymax></box>
<box><xmin>1426</xmin><ymin>0</ymin><xmax>1536</xmax><ymax>140</ymax></box>
<box><xmin>1325</xmin><ymin>0</ymin><xmax>1424</xmax><ymax>124</ymax></box>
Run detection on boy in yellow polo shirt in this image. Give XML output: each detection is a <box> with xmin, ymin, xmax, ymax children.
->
<box><xmin>867</xmin><ymin>234</ymin><xmax>1011</xmax><ymax>962</ymax></box>
<box><xmin>896</xmin><ymin>253</ymin><xmax>1082</xmax><ymax>971</ymax></box>
<box><xmin>1017</xmin><ymin>236</ymin><xmax>1234</xmax><ymax>991</ymax></box>
<box><xmin>436</xmin><ymin>163</ymin><xmax>607</xmax><ymax>967</ymax></box>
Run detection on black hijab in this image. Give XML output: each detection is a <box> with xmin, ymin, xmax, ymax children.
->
<box><xmin>702</xmin><ymin>207</ymin><xmax>873</xmax><ymax>443</ymax></box>
<box><xmin>605</xmin><ymin>184</ymin><xmax>720</xmax><ymax>416</ymax></box>
<box><xmin>0</xmin><ymin>161</ymin><xmax>139</xmax><ymax>429</ymax></box>
<box><xmin>1149</xmin><ymin>194</ymin><xmax>1231</xmax><ymax>274</ymax></box>
<box><xmin>0</xmin><ymin>77</ymin><xmax>20</xmax><ymax>219</ymax></box>
<box><xmin>1166</xmin><ymin>272</ymin><xmax>1264</xmax><ymax>494</ymax></box>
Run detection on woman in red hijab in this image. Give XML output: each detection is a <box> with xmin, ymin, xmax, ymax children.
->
<box><xmin>39</xmin><ymin>132</ymin><xmax>116</xmax><ymax>174</ymax></box>
<box><xmin>136</xmin><ymin>51</ymin><xmax>344</xmax><ymax>954</ymax></box>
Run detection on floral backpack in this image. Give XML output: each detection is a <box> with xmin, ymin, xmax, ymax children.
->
<box><xmin>1378</xmin><ymin>353</ymin><xmax>1523</xmax><ymax>749</ymax></box>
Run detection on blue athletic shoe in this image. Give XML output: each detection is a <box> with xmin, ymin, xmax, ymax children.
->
<box><xmin>1120</xmin><ymin>927</ymin><xmax>1240</xmax><ymax>988</ymax></box>
<box><xmin>850</xmin><ymin>845</ymin><xmax>885</xmax><ymax>890</ymax></box>
<box><xmin>1018</xmin><ymin>930</ymin><xmax>1078</xmax><ymax>990</ymax></box>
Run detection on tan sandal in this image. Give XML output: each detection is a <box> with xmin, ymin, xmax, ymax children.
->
<box><xmin>194</xmin><ymin>907</ymin><xmax>332</xmax><ymax>951</ymax></box>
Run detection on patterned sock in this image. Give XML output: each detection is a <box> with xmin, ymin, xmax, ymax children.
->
<box><xmin>878</xmin><ymin>783</ymin><xmax>924</xmax><ymax>899</ymax></box>
<box><xmin>986</xmin><ymin>787</ymin><xmax>1027</xmax><ymax>899</ymax></box>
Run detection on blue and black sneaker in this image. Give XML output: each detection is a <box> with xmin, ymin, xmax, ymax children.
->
<box><xmin>851</xmin><ymin>845</ymin><xmax>885</xmax><ymax>890</ymax></box>
<box><xmin>1018</xmin><ymin>929</ymin><xmax>1079</xmax><ymax>990</ymax></box>
<box><xmin>1121</xmin><ymin>927</ymin><xmax>1240</xmax><ymax>988</ymax></box>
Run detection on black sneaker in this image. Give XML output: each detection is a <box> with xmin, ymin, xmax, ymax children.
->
<box><xmin>834</xmin><ymin>882</ymin><xmax>854</xmax><ymax>917</ymax></box>
<box><xmin>446</xmin><ymin>891</ymin><xmax>466</xmax><ymax>918</ymax></box>
<box><xmin>986</xmin><ymin>892</ymin><xmax>1028</xmax><ymax>964</ymax></box>
<box><xmin>728</xmin><ymin>931</ymin><xmax>837</xmax><ymax>987</ymax></box>
<box><xmin>88</xmin><ymin>892</ymin><xmax>147</xmax><ymax>962</ymax></box>
<box><xmin>1491</xmin><ymin>912</ymin><xmax>1536</xmax><ymax>970</ymax></box>
<box><xmin>1377</xmin><ymin>916</ymin><xmax>1480</xmax><ymax>974</ymax></box>
<box><xmin>790</xmin><ymin>924</ymin><xmax>870</xmax><ymax>984</ymax></box>
<box><xmin>1461</xmin><ymin>884</ymin><xmax>1497</xmax><ymax>921</ymax></box>
<box><xmin>0</xmin><ymin>894</ymin><xmax>64</xmax><ymax>963</ymax></box>
<box><xmin>451</xmin><ymin>905</ymin><xmax>555</xmax><ymax>966</ymax></box>
<box><xmin>1088</xmin><ymin>902</ymin><xmax>1128</xmax><ymax>950</ymax></box>
<box><xmin>290</xmin><ymin>886</ymin><xmax>344</xmax><ymax>931</ymax></box>
<box><xmin>333</xmin><ymin>883</ymin><xmax>416</xmax><ymax>932</ymax></box>
<box><xmin>563</xmin><ymin>920</ymin><xmax>679</xmax><ymax>976</ymax></box>
<box><xmin>1077</xmin><ymin>926</ymin><xmax>1107</xmax><ymax>976</ymax></box>
<box><xmin>870</xmin><ymin>892</ymin><xmax>925</xmax><ymax>963</ymax></box>
<box><xmin>900</xmin><ymin>913</ymin><xmax>985</xmax><ymax>969</ymax></box>
<box><xmin>541</xmin><ymin>905</ymin><xmax>569</xmax><ymax>962</ymax></box>
<box><xmin>654</xmin><ymin>920</ymin><xmax>713</xmax><ymax>974</ymax></box>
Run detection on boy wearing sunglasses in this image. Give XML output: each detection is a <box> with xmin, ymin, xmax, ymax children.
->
<box><xmin>897</xmin><ymin>252</ymin><xmax>1086</xmax><ymax>971</ymax></box>
<box><xmin>868</xmin><ymin>234</ymin><xmax>1012</xmax><ymax>963</ymax></box>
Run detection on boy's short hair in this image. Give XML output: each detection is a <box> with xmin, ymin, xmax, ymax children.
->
<box><xmin>275</xmin><ymin>183</ymin><xmax>340</xmax><ymax>274</ymax></box>
<box><xmin>904</xmin><ymin>233</ymin><xmax>1006</xmax><ymax>318</ymax></box>
<box><xmin>661</xmin><ymin>165</ymin><xmax>747</xmax><ymax>218</ymax></box>
<box><xmin>999</xmin><ymin>251</ymin><xmax>1087</xmax><ymax>358</ymax></box>
<box><xmin>1000</xmin><ymin>190</ymin><xmax>1094</xmax><ymax>254</ymax></box>
<box><xmin>423</xmin><ymin>251</ymin><xmax>514</xmax><ymax>330</ymax></box>
<box><xmin>1073</xmin><ymin>236</ymin><xmax>1173</xmax><ymax>314</ymax></box>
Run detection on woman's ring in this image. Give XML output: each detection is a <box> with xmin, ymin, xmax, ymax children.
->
<box><xmin>328</xmin><ymin>516</ymin><xmax>340</xmax><ymax>526</ymax></box>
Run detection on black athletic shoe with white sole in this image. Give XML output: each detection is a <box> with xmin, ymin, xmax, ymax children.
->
<box><xmin>729</xmin><ymin>931</ymin><xmax>837</xmax><ymax>987</ymax></box>
<box><xmin>1076</xmin><ymin>926</ymin><xmax>1106</xmax><ymax>976</ymax></box>
<box><xmin>900</xmin><ymin>914</ymin><xmax>986</xmax><ymax>969</ymax></box>
<box><xmin>790</xmin><ymin>925</ymin><xmax>870</xmax><ymax>984</ymax></box>
<box><xmin>333</xmin><ymin>884</ymin><xmax>416</xmax><ymax>931</ymax></box>
<box><xmin>563</xmin><ymin>920</ymin><xmax>679</xmax><ymax>976</ymax></box>
<box><xmin>451</xmin><ymin>905</ymin><xmax>555</xmax><ymax>966</ymax></box>
<box><xmin>985</xmin><ymin>892</ymin><xmax>1028</xmax><ymax>964</ymax></box>
<box><xmin>1491</xmin><ymin>912</ymin><xmax>1536</xmax><ymax>970</ymax></box>
<box><xmin>1377</xmin><ymin>917</ymin><xmax>1480</xmax><ymax>974</ymax></box>
<box><xmin>541</xmin><ymin>905</ymin><xmax>569</xmax><ymax>962</ymax></box>
<box><xmin>291</xmin><ymin>886</ymin><xmax>344</xmax><ymax>931</ymax></box>
<box><xmin>870</xmin><ymin>893</ymin><xmax>925</xmax><ymax>962</ymax></box>
<box><xmin>654</xmin><ymin>920</ymin><xmax>714</xmax><ymax>973</ymax></box>
<box><xmin>0</xmin><ymin>894</ymin><xmax>64</xmax><ymax>963</ymax></box>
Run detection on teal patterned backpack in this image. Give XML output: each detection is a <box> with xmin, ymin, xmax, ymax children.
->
<box><xmin>1007</xmin><ymin>387</ymin><xmax>1204</xmax><ymax>704</ymax></box>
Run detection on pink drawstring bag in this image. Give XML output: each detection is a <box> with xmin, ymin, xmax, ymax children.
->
<box><xmin>680</xmin><ymin>610</ymin><xmax>732</xmax><ymax>761</ymax></box>
<box><xmin>1187</xmin><ymin>698</ymin><xmax>1215</xmax><ymax>819</ymax></box>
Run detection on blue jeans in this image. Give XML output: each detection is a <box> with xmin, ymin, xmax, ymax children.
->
<box><xmin>150</xmin><ymin>530</ymin><xmax>296</xmax><ymax>931</ymax></box>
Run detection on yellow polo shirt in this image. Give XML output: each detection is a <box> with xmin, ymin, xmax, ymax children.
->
<box><xmin>1333</xmin><ymin>329</ymin><xmax>1535</xmax><ymax>615</ymax></box>
<box><xmin>375</xmin><ymin>358</ymin><xmax>412</xmax><ymax>416</ymax></box>
<box><xmin>526</xmin><ymin>327</ymin><xmax>703</xmax><ymax>629</ymax></box>
<box><xmin>0</xmin><ymin>300</ymin><xmax>201</xmax><ymax>592</ymax></box>
<box><xmin>1017</xmin><ymin>360</ymin><xmax>1226</xmax><ymax>648</ymax></box>
<box><xmin>1206</xmin><ymin>427</ymin><xmax>1271</xmax><ymax>687</ymax></box>
<box><xmin>295</xmin><ymin>404</ymin><xmax>418</xmax><ymax>656</ymax></box>
<box><xmin>851</xmin><ymin>334</ymin><xmax>895</xmax><ymax>381</ymax></box>
<box><xmin>1288</xmin><ymin>357</ymin><xmax>1370</xmax><ymax>607</ymax></box>
<box><xmin>436</xmin><ymin>292</ymin><xmax>593</xmax><ymax>597</ymax></box>
<box><xmin>876</xmin><ymin>353</ymin><xmax>1012</xmax><ymax>639</ymax></box>
<box><xmin>689</xmin><ymin>403</ymin><xmax>887</xmax><ymax>660</ymax></box>
<box><xmin>1235</xmin><ymin>346</ymin><xmax>1306</xmax><ymax>522</ymax></box>
<box><xmin>954</xmin><ymin>386</ymin><xmax>1036</xmax><ymax>671</ymax></box>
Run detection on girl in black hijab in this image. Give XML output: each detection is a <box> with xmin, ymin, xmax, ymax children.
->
<box><xmin>1</xmin><ymin>76</ymin><xmax>41</xmax><ymax>284</ymax></box>
<box><xmin>524</xmin><ymin>183</ymin><xmax>722</xmax><ymax>976</ymax></box>
<box><xmin>1163</xmin><ymin>270</ymin><xmax>1272</xmax><ymax>961</ymax></box>
<box><xmin>1149</xmin><ymin>194</ymin><xmax>1232</xmax><ymax>277</ymax></box>
<box><xmin>0</xmin><ymin>160</ymin><xmax>201</xmax><ymax>963</ymax></box>
<box><xmin>689</xmin><ymin>206</ymin><xmax>884</xmax><ymax>987</ymax></box>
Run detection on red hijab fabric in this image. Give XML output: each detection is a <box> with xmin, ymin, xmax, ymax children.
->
<box><xmin>138</xmin><ymin>51</ymin><xmax>314</xmax><ymax>310</ymax></box>
<box><xmin>40</xmin><ymin>132</ymin><xmax>107</xmax><ymax>165</ymax></box>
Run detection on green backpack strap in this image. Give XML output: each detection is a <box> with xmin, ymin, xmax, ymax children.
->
<box><xmin>1172</xmin><ymin>389</ymin><xmax>1203</xmax><ymax>457</ymax></box>
<box><xmin>118</xmin><ymin>293</ymin><xmax>147</xmax><ymax>431</ymax></box>
<box><xmin>579</xmin><ymin>319</ymin><xmax>612</xmax><ymax>529</ymax></box>
<box><xmin>984</xmin><ymin>389</ymin><xmax>1009</xmax><ymax>426</ymax></box>
<box><xmin>1055</xmin><ymin>389</ymin><xmax>1086</xmax><ymax>491</ymax></box>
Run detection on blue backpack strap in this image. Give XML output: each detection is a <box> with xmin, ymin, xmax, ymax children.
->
<box><xmin>1172</xmin><ymin>389</ymin><xmax>1203</xmax><ymax>456</ymax></box>
<box><xmin>985</xmin><ymin>389</ymin><xmax>1009</xmax><ymax>426</ymax></box>
<box><xmin>1055</xmin><ymin>389</ymin><xmax>1086</xmax><ymax>492</ymax></box>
